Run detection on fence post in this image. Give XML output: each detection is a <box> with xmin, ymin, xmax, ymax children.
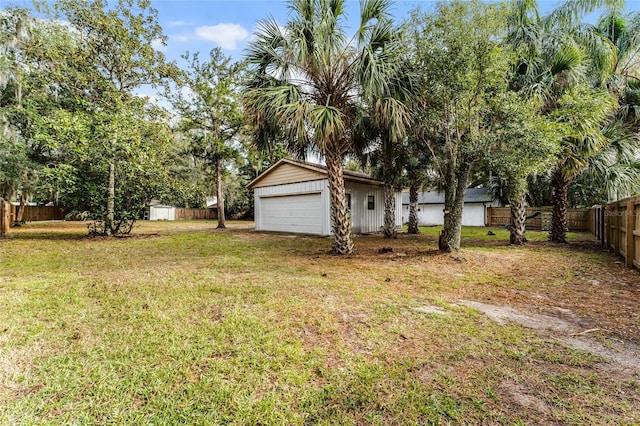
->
<box><xmin>0</xmin><ymin>199</ymin><xmax>9</xmax><ymax>237</ymax></box>
<box><xmin>599</xmin><ymin>207</ymin><xmax>604</xmax><ymax>247</ymax></box>
<box><xmin>607</xmin><ymin>205</ymin><xmax>612</xmax><ymax>250</ymax></box>
<box><xmin>626</xmin><ymin>199</ymin><xmax>635</xmax><ymax>268</ymax></box>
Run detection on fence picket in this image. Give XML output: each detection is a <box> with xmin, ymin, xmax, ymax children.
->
<box><xmin>592</xmin><ymin>195</ymin><xmax>640</xmax><ymax>272</ymax></box>
<box><xmin>486</xmin><ymin>207</ymin><xmax>590</xmax><ymax>231</ymax></box>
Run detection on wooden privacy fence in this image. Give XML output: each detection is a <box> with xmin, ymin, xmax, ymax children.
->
<box><xmin>0</xmin><ymin>202</ymin><xmax>67</xmax><ymax>236</ymax></box>
<box><xmin>174</xmin><ymin>208</ymin><xmax>217</xmax><ymax>221</ymax></box>
<box><xmin>15</xmin><ymin>205</ymin><xmax>68</xmax><ymax>221</ymax></box>
<box><xmin>486</xmin><ymin>206</ymin><xmax>591</xmax><ymax>231</ymax></box>
<box><xmin>592</xmin><ymin>195</ymin><xmax>640</xmax><ymax>271</ymax></box>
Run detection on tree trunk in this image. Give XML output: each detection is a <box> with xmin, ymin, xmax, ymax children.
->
<box><xmin>408</xmin><ymin>181</ymin><xmax>419</xmax><ymax>234</ymax></box>
<box><xmin>14</xmin><ymin>191</ymin><xmax>27</xmax><ymax>226</ymax></box>
<box><xmin>105</xmin><ymin>161</ymin><xmax>115</xmax><ymax>236</ymax></box>
<box><xmin>325</xmin><ymin>151</ymin><xmax>354</xmax><ymax>255</ymax></box>
<box><xmin>382</xmin><ymin>184</ymin><xmax>397</xmax><ymax>238</ymax></box>
<box><xmin>550</xmin><ymin>169</ymin><xmax>568</xmax><ymax>243</ymax></box>
<box><xmin>216</xmin><ymin>157</ymin><xmax>226</xmax><ymax>229</ymax></box>
<box><xmin>442</xmin><ymin>161</ymin><xmax>470</xmax><ymax>252</ymax></box>
<box><xmin>509</xmin><ymin>194</ymin><xmax>527</xmax><ymax>245</ymax></box>
<box><xmin>0</xmin><ymin>198</ymin><xmax>10</xmax><ymax>237</ymax></box>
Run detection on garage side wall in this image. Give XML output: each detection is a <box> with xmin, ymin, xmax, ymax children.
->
<box><xmin>395</xmin><ymin>192</ymin><xmax>403</xmax><ymax>229</ymax></box>
<box><xmin>345</xmin><ymin>182</ymin><xmax>386</xmax><ymax>234</ymax></box>
<box><xmin>254</xmin><ymin>180</ymin><xmax>330</xmax><ymax>235</ymax></box>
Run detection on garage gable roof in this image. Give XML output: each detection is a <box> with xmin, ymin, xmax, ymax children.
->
<box><xmin>247</xmin><ymin>158</ymin><xmax>383</xmax><ymax>189</ymax></box>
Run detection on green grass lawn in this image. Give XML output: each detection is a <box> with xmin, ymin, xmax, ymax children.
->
<box><xmin>0</xmin><ymin>221</ymin><xmax>638</xmax><ymax>424</ymax></box>
<box><xmin>415</xmin><ymin>225</ymin><xmax>581</xmax><ymax>242</ymax></box>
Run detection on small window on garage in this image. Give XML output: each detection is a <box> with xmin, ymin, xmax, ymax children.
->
<box><xmin>367</xmin><ymin>195</ymin><xmax>375</xmax><ymax>210</ymax></box>
<box><xmin>345</xmin><ymin>193</ymin><xmax>351</xmax><ymax>210</ymax></box>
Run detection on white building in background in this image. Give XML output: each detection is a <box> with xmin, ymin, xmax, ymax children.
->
<box><xmin>148</xmin><ymin>200</ymin><xmax>175</xmax><ymax>221</ymax></box>
<box><xmin>401</xmin><ymin>188</ymin><xmax>500</xmax><ymax>227</ymax></box>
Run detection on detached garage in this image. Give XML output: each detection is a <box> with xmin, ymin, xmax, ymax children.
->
<box><xmin>248</xmin><ymin>159</ymin><xmax>402</xmax><ymax>236</ymax></box>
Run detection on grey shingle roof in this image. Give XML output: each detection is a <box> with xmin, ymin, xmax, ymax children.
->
<box><xmin>401</xmin><ymin>188</ymin><xmax>494</xmax><ymax>205</ymax></box>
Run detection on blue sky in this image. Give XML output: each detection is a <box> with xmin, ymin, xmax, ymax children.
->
<box><xmin>149</xmin><ymin>0</ymin><xmax>426</xmax><ymax>63</ymax></box>
<box><xmin>2</xmin><ymin>0</ymin><xmax>635</xmax><ymax>67</ymax></box>
<box><xmin>130</xmin><ymin>1</ymin><xmax>638</xmax><ymax>66</ymax></box>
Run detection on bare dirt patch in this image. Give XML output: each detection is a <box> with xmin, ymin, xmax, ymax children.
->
<box><xmin>498</xmin><ymin>381</ymin><xmax>553</xmax><ymax>417</ymax></box>
<box><xmin>350</xmin><ymin>232</ymin><xmax>640</xmax><ymax>343</ymax></box>
<box><xmin>460</xmin><ymin>299</ymin><xmax>640</xmax><ymax>375</ymax></box>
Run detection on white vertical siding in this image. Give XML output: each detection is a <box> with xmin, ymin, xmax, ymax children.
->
<box><xmin>400</xmin><ymin>202</ymin><xmax>497</xmax><ymax>227</ymax></box>
<box><xmin>345</xmin><ymin>182</ymin><xmax>386</xmax><ymax>234</ymax></box>
<box><xmin>395</xmin><ymin>192</ymin><xmax>403</xmax><ymax>229</ymax></box>
<box><xmin>149</xmin><ymin>206</ymin><xmax>175</xmax><ymax>221</ymax></box>
<box><xmin>321</xmin><ymin>181</ymin><xmax>331</xmax><ymax>235</ymax></box>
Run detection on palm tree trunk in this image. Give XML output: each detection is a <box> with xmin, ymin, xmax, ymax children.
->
<box><xmin>105</xmin><ymin>161</ymin><xmax>115</xmax><ymax>236</ymax></box>
<box><xmin>509</xmin><ymin>194</ymin><xmax>527</xmax><ymax>245</ymax></box>
<box><xmin>325</xmin><ymin>151</ymin><xmax>354</xmax><ymax>255</ymax></box>
<box><xmin>382</xmin><ymin>184</ymin><xmax>397</xmax><ymax>238</ymax></box>
<box><xmin>216</xmin><ymin>157</ymin><xmax>226</xmax><ymax>229</ymax></box>
<box><xmin>550</xmin><ymin>169</ymin><xmax>568</xmax><ymax>243</ymax></box>
<box><xmin>408</xmin><ymin>181</ymin><xmax>419</xmax><ymax>234</ymax></box>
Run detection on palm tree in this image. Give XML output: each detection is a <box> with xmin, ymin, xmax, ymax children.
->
<box><xmin>405</xmin><ymin>154</ymin><xmax>433</xmax><ymax>235</ymax></box>
<box><xmin>357</xmin><ymin>63</ymin><xmax>414</xmax><ymax>239</ymax></box>
<box><xmin>597</xmin><ymin>7</ymin><xmax>640</xmax><ymax>117</ymax></box>
<box><xmin>590</xmin><ymin>9</ymin><xmax>640</xmax><ymax>201</ymax></box>
<box><xmin>570</xmin><ymin>122</ymin><xmax>640</xmax><ymax>204</ymax></box>
<box><xmin>507</xmin><ymin>0</ymin><xmax>619</xmax><ymax>243</ymax></box>
<box><xmin>244</xmin><ymin>0</ymin><xmax>407</xmax><ymax>254</ymax></box>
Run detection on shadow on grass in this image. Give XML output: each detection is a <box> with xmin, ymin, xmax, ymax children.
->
<box><xmin>4</xmin><ymin>221</ymin><xmax>611</xmax><ymax>264</ymax></box>
<box><xmin>3</xmin><ymin>231</ymin><xmax>87</xmax><ymax>242</ymax></box>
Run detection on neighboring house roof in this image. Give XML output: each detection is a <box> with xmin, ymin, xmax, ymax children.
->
<box><xmin>247</xmin><ymin>158</ymin><xmax>383</xmax><ymax>189</ymax></box>
<box><xmin>401</xmin><ymin>188</ymin><xmax>495</xmax><ymax>205</ymax></box>
<box><xmin>206</xmin><ymin>196</ymin><xmax>218</xmax><ymax>209</ymax></box>
<box><xmin>149</xmin><ymin>199</ymin><xmax>174</xmax><ymax>208</ymax></box>
<box><xmin>10</xmin><ymin>202</ymin><xmax>37</xmax><ymax>206</ymax></box>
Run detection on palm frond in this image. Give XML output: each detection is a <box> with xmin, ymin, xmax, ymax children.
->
<box><xmin>543</xmin><ymin>0</ymin><xmax>622</xmax><ymax>30</ymax></box>
<box><xmin>358</xmin><ymin>0</ymin><xmax>393</xmax><ymax>44</ymax></box>
<box><xmin>245</xmin><ymin>18</ymin><xmax>288</xmax><ymax>78</ymax></box>
<box><xmin>309</xmin><ymin>104</ymin><xmax>345</xmax><ymax>151</ymax></box>
<box><xmin>550</xmin><ymin>42</ymin><xmax>584</xmax><ymax>75</ymax></box>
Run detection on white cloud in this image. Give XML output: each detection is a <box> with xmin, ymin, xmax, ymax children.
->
<box><xmin>180</xmin><ymin>86</ymin><xmax>196</xmax><ymax>101</ymax></box>
<box><xmin>168</xmin><ymin>20</ymin><xmax>188</xmax><ymax>27</ymax></box>
<box><xmin>195</xmin><ymin>23</ymin><xmax>249</xmax><ymax>50</ymax></box>
<box><xmin>171</xmin><ymin>34</ymin><xmax>190</xmax><ymax>42</ymax></box>
<box><xmin>151</xmin><ymin>38</ymin><xmax>167</xmax><ymax>52</ymax></box>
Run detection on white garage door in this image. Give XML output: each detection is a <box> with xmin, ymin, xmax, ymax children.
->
<box><xmin>260</xmin><ymin>193</ymin><xmax>322</xmax><ymax>234</ymax></box>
